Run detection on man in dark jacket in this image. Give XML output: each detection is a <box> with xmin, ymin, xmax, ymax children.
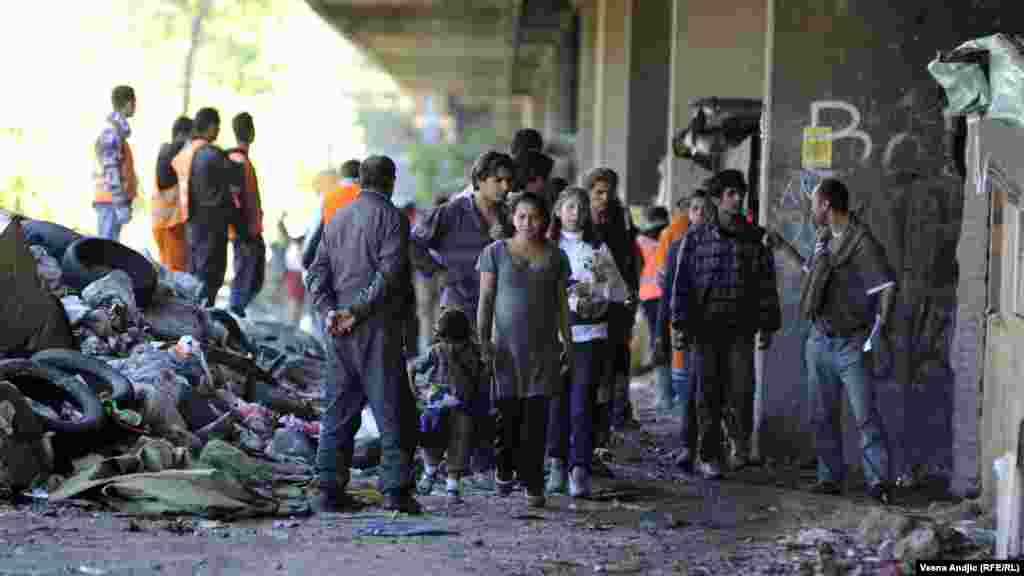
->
<box><xmin>671</xmin><ymin>169</ymin><xmax>779</xmax><ymax>480</ymax></box>
<box><xmin>307</xmin><ymin>155</ymin><xmax>421</xmax><ymax>514</ymax></box>
<box><xmin>179</xmin><ymin>107</ymin><xmax>245</xmax><ymax>307</ymax></box>
<box><xmin>766</xmin><ymin>177</ymin><xmax>894</xmax><ymax>504</ymax></box>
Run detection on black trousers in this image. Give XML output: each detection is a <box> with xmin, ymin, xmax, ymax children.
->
<box><xmin>691</xmin><ymin>333</ymin><xmax>754</xmax><ymax>463</ymax></box>
<box><xmin>187</xmin><ymin>220</ymin><xmax>229</xmax><ymax>308</ymax></box>
<box><xmin>494</xmin><ymin>396</ymin><xmax>549</xmax><ymax>494</ymax></box>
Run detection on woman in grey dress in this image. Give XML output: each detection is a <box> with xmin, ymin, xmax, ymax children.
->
<box><xmin>477</xmin><ymin>192</ymin><xmax>572</xmax><ymax>508</ymax></box>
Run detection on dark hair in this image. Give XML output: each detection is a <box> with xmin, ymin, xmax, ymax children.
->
<box><xmin>706</xmin><ymin>169</ymin><xmax>747</xmax><ymax>197</ymax></box>
<box><xmin>549</xmin><ymin>186</ymin><xmax>597</xmax><ymax>245</ymax></box>
<box><xmin>111</xmin><ymin>85</ymin><xmax>135</xmax><ymax>110</ymax></box>
<box><xmin>340</xmin><ymin>159</ymin><xmax>361</xmax><ymax>180</ymax></box>
<box><xmin>516</xmin><ymin>150</ymin><xmax>554</xmax><ymax>189</ymax></box>
<box><xmin>509</xmin><ymin>191</ymin><xmax>551</xmax><ymax>230</ymax></box>
<box><xmin>435</xmin><ymin>307</ymin><xmax>471</xmax><ymax>342</ymax></box>
<box><xmin>548</xmin><ymin>177</ymin><xmax>569</xmax><ymax>195</ymax></box>
<box><xmin>232</xmin><ymin>112</ymin><xmax>254</xmax><ymax>144</ymax></box>
<box><xmin>434</xmin><ymin>194</ymin><xmax>449</xmax><ymax>207</ymax></box>
<box><xmin>171</xmin><ymin>116</ymin><xmax>193</xmax><ymax>140</ymax></box>
<box><xmin>359</xmin><ymin>155</ymin><xmax>397</xmax><ymax>190</ymax></box>
<box><xmin>816</xmin><ymin>178</ymin><xmax>850</xmax><ymax>213</ymax></box>
<box><xmin>511</xmin><ymin>128</ymin><xmax>543</xmax><ymax>157</ymax></box>
<box><xmin>194</xmin><ymin>107</ymin><xmax>221</xmax><ymax>134</ymax></box>
<box><xmin>645</xmin><ymin>205</ymin><xmax>669</xmax><ymax>224</ymax></box>
<box><xmin>583</xmin><ymin>167</ymin><xmax>619</xmax><ymax>193</ymax></box>
<box><xmin>471</xmin><ymin>151</ymin><xmax>516</xmax><ymax>190</ymax></box>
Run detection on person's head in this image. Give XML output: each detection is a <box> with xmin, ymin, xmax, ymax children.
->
<box><xmin>232</xmin><ymin>112</ymin><xmax>255</xmax><ymax>146</ymax></box>
<box><xmin>584</xmin><ymin>167</ymin><xmax>619</xmax><ymax>223</ymax></box>
<box><xmin>687</xmin><ymin>189</ymin><xmax>708</xmax><ymax>226</ymax></box>
<box><xmin>340</xmin><ymin>159</ymin><xmax>361</xmax><ymax>181</ymax></box>
<box><xmin>471</xmin><ymin>151</ymin><xmax>516</xmax><ymax>204</ymax></box>
<box><xmin>645</xmin><ymin>205</ymin><xmax>669</xmax><ymax>229</ymax></box>
<box><xmin>547</xmin><ymin>177</ymin><xmax>569</xmax><ymax>199</ymax></box>
<box><xmin>511</xmin><ymin>128</ymin><xmax>543</xmax><ymax>157</ymax></box>
<box><xmin>111</xmin><ymin>85</ymin><xmax>136</xmax><ymax>117</ymax></box>
<box><xmin>553</xmin><ymin>186</ymin><xmax>595</xmax><ymax>240</ymax></box>
<box><xmin>434</xmin><ymin>194</ymin><xmax>449</xmax><ymax>207</ymax></box>
<box><xmin>171</xmin><ymin>116</ymin><xmax>193</xmax><ymax>142</ymax></box>
<box><xmin>194</xmin><ymin>107</ymin><xmax>221</xmax><ymax>142</ymax></box>
<box><xmin>313</xmin><ymin>170</ymin><xmax>337</xmax><ymax>197</ymax></box>
<box><xmin>510</xmin><ymin>191</ymin><xmax>550</xmax><ymax>241</ymax></box>
<box><xmin>516</xmin><ymin>150</ymin><xmax>554</xmax><ymax>194</ymax></box>
<box><xmin>706</xmin><ymin>169</ymin><xmax>746</xmax><ymax>218</ymax></box>
<box><xmin>434</xmin><ymin>306</ymin><xmax>472</xmax><ymax>343</ymax></box>
<box><xmin>359</xmin><ymin>155</ymin><xmax>397</xmax><ymax>196</ymax></box>
<box><xmin>812</xmin><ymin>177</ymin><xmax>850</xmax><ymax>227</ymax></box>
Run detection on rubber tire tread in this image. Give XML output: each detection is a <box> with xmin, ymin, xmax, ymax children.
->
<box><xmin>61</xmin><ymin>237</ymin><xmax>158</xmax><ymax>308</ymax></box>
<box><xmin>31</xmin><ymin>348</ymin><xmax>134</xmax><ymax>405</ymax></box>
<box><xmin>0</xmin><ymin>359</ymin><xmax>106</xmax><ymax>434</ymax></box>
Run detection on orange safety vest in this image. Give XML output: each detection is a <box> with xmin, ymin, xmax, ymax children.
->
<box><xmin>637</xmin><ymin>235</ymin><xmax>662</xmax><ymax>301</ymax></box>
<box><xmin>322</xmin><ymin>180</ymin><xmax>360</xmax><ymax>225</ymax></box>
<box><xmin>151</xmin><ymin>159</ymin><xmax>186</xmax><ymax>230</ymax></box>
<box><xmin>169</xmin><ymin>138</ymin><xmax>210</xmax><ymax>224</ymax></box>
<box><xmin>227</xmin><ymin>149</ymin><xmax>263</xmax><ymax>239</ymax></box>
<box><xmin>93</xmin><ymin>121</ymin><xmax>138</xmax><ymax>204</ymax></box>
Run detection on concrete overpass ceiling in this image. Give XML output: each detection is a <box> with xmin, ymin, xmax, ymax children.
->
<box><xmin>306</xmin><ymin>0</ymin><xmax>522</xmax><ymax>100</ymax></box>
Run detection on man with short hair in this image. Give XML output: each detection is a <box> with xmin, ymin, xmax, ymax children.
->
<box><xmin>307</xmin><ymin>155</ymin><xmax>420</xmax><ymax>514</ymax></box>
<box><xmin>93</xmin><ymin>85</ymin><xmax>138</xmax><ymax>241</ymax></box>
<box><xmin>152</xmin><ymin>116</ymin><xmax>193</xmax><ymax>272</ymax></box>
<box><xmin>172</xmin><ymin>107</ymin><xmax>244</xmax><ymax>307</ymax></box>
<box><xmin>226</xmin><ymin>112</ymin><xmax>266</xmax><ymax>317</ymax></box>
<box><xmin>766</xmin><ymin>178</ymin><xmax>894</xmax><ymax>504</ymax></box>
<box><xmin>671</xmin><ymin>169</ymin><xmax>780</xmax><ymax>480</ymax></box>
<box><xmin>410</xmin><ymin>150</ymin><xmax>516</xmax><ymax>484</ymax></box>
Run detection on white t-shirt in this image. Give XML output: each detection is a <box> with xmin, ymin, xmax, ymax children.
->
<box><xmin>559</xmin><ymin>230</ymin><xmax>630</xmax><ymax>343</ymax></box>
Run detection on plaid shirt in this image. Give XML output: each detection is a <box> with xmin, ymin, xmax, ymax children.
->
<box><xmin>95</xmin><ymin>112</ymin><xmax>131</xmax><ymax>204</ymax></box>
<box><xmin>671</xmin><ymin>217</ymin><xmax>780</xmax><ymax>336</ymax></box>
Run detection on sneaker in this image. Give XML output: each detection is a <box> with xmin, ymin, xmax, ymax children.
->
<box><xmin>495</xmin><ymin>473</ymin><xmax>516</xmax><ymax>497</ymax></box>
<box><xmin>309</xmin><ymin>492</ymin><xmax>362</xmax><ymax>514</ymax></box>
<box><xmin>382</xmin><ymin>492</ymin><xmax>423</xmax><ymax>515</ymax></box>
<box><xmin>546</xmin><ymin>459</ymin><xmax>567</xmax><ymax>494</ymax></box>
<box><xmin>568</xmin><ymin>466</ymin><xmax>591</xmax><ymax>499</ymax></box>
<box><xmin>526</xmin><ymin>490</ymin><xmax>546</xmax><ymax>508</ymax></box>
<box><xmin>417</xmin><ymin>469</ymin><xmax>440</xmax><ymax>496</ymax></box>
<box><xmin>868</xmin><ymin>483</ymin><xmax>892</xmax><ymax>506</ymax></box>
<box><xmin>698</xmin><ymin>461</ymin><xmax>723</xmax><ymax>480</ymax></box>
<box><xmin>808</xmin><ymin>480</ymin><xmax>842</xmax><ymax>496</ymax></box>
<box><xmin>446</xmin><ymin>475</ymin><xmax>466</xmax><ymax>502</ymax></box>
<box><xmin>674</xmin><ymin>447</ymin><xmax>694</xmax><ymax>473</ymax></box>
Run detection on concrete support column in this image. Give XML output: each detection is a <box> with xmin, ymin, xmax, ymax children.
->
<box><xmin>592</xmin><ymin>0</ymin><xmax>631</xmax><ymax>199</ymax></box>
<box><xmin>575</xmin><ymin>1</ymin><xmax>597</xmax><ymax>181</ymax></box>
<box><xmin>626</xmin><ymin>0</ymin><xmax>671</xmax><ymax>204</ymax></box>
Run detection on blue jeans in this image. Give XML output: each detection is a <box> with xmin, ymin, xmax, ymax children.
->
<box><xmin>547</xmin><ymin>339</ymin><xmax>606</xmax><ymax>471</ymax></box>
<box><xmin>807</xmin><ymin>324</ymin><xmax>890</xmax><ymax>488</ymax></box>
<box><xmin>95</xmin><ymin>203</ymin><xmax>131</xmax><ymax>242</ymax></box>
<box><xmin>671</xmin><ymin>352</ymin><xmax>696</xmax><ymax>449</ymax></box>
<box><xmin>229</xmin><ymin>236</ymin><xmax>266</xmax><ymax>314</ymax></box>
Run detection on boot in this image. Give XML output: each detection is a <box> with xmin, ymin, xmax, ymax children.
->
<box><xmin>545</xmin><ymin>458</ymin><xmax>567</xmax><ymax>494</ymax></box>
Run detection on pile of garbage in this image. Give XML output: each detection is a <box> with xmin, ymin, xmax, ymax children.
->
<box><xmin>0</xmin><ymin>213</ymin><xmax>380</xmax><ymax>517</ymax></box>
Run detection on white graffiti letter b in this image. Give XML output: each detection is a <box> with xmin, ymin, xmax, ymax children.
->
<box><xmin>810</xmin><ymin>101</ymin><xmax>873</xmax><ymax>164</ymax></box>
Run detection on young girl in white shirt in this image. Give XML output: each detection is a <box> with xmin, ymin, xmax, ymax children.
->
<box><xmin>545</xmin><ymin>186</ymin><xmax>630</xmax><ymax>497</ymax></box>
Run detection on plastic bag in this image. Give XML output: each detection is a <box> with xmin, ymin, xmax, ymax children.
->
<box><xmin>82</xmin><ymin>270</ymin><xmax>138</xmax><ymax>324</ymax></box>
<box><xmin>930</xmin><ymin>33</ymin><xmax>1024</xmax><ymax>125</ymax></box>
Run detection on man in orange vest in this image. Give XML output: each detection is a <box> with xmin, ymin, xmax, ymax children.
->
<box><xmin>93</xmin><ymin>85</ymin><xmax>138</xmax><ymax>242</ymax></box>
<box><xmin>152</xmin><ymin>116</ymin><xmax>193</xmax><ymax>272</ymax></box>
<box><xmin>172</xmin><ymin>107</ymin><xmax>245</xmax><ymax>307</ymax></box>
<box><xmin>226</xmin><ymin>112</ymin><xmax>265</xmax><ymax>318</ymax></box>
<box><xmin>323</xmin><ymin>159</ymin><xmax>361</xmax><ymax>225</ymax></box>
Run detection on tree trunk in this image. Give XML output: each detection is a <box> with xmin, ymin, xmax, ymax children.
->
<box><xmin>182</xmin><ymin>0</ymin><xmax>213</xmax><ymax>115</ymax></box>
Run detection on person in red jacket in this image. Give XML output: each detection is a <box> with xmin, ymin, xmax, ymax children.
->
<box><xmin>227</xmin><ymin>112</ymin><xmax>266</xmax><ymax>317</ymax></box>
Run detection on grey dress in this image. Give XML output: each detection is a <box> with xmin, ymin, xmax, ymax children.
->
<box><xmin>477</xmin><ymin>240</ymin><xmax>570</xmax><ymax>400</ymax></box>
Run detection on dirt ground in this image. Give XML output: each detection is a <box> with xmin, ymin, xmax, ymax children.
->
<box><xmin>0</xmin><ymin>374</ymin><xmax>943</xmax><ymax>576</ymax></box>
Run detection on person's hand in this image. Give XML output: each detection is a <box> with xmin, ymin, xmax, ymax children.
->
<box><xmin>671</xmin><ymin>328</ymin><xmax>689</xmax><ymax>351</ymax></box>
<box><xmin>757</xmin><ymin>331</ymin><xmax>773</xmax><ymax>350</ymax></box>
<box><xmin>326</xmin><ymin>309</ymin><xmax>356</xmax><ymax>336</ymax></box>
